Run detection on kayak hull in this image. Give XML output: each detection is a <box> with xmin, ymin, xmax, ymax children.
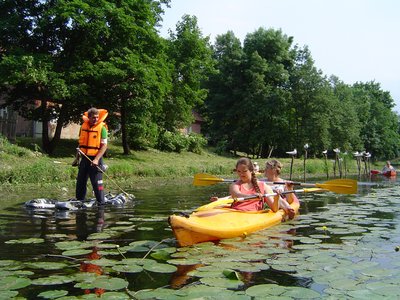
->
<box><xmin>169</xmin><ymin>196</ymin><xmax>300</xmax><ymax>247</ymax></box>
<box><xmin>371</xmin><ymin>170</ymin><xmax>396</xmax><ymax>177</ymax></box>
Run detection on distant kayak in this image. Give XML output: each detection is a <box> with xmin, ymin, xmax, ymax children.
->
<box><xmin>25</xmin><ymin>193</ymin><xmax>135</xmax><ymax>210</ymax></box>
<box><xmin>169</xmin><ymin>195</ymin><xmax>299</xmax><ymax>247</ymax></box>
<box><xmin>370</xmin><ymin>170</ymin><xmax>396</xmax><ymax>177</ymax></box>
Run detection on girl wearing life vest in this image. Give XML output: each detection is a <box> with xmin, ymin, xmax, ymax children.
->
<box><xmin>76</xmin><ymin>108</ymin><xmax>108</xmax><ymax>205</ymax></box>
<box><xmin>229</xmin><ymin>158</ymin><xmax>279</xmax><ymax>212</ymax></box>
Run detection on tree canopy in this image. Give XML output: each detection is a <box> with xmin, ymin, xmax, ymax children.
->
<box><xmin>0</xmin><ymin>0</ymin><xmax>398</xmax><ymax>160</ymax></box>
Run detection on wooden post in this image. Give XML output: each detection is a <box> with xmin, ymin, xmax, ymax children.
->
<box><xmin>323</xmin><ymin>150</ymin><xmax>329</xmax><ymax>179</ymax></box>
<box><xmin>303</xmin><ymin>144</ymin><xmax>309</xmax><ymax>182</ymax></box>
<box><xmin>286</xmin><ymin>149</ymin><xmax>297</xmax><ymax>181</ymax></box>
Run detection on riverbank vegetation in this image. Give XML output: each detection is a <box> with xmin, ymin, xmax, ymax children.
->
<box><xmin>1</xmin><ymin>136</ymin><xmax>384</xmax><ymax>194</ymax></box>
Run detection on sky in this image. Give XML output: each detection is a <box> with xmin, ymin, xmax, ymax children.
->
<box><xmin>159</xmin><ymin>0</ymin><xmax>400</xmax><ymax>112</ymax></box>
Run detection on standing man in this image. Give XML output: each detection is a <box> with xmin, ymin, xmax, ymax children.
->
<box><xmin>76</xmin><ymin>107</ymin><xmax>108</xmax><ymax>205</ymax></box>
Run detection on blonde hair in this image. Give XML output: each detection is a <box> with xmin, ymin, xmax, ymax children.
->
<box><xmin>266</xmin><ymin>159</ymin><xmax>283</xmax><ymax>175</ymax></box>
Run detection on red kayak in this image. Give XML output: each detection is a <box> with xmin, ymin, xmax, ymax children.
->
<box><xmin>371</xmin><ymin>170</ymin><xmax>397</xmax><ymax>177</ymax></box>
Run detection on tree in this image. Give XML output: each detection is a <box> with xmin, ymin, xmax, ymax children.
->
<box><xmin>204</xmin><ymin>31</ymin><xmax>245</xmax><ymax>152</ymax></box>
<box><xmin>241</xmin><ymin>28</ymin><xmax>295</xmax><ymax>157</ymax></box>
<box><xmin>163</xmin><ymin>15</ymin><xmax>215</xmax><ymax>133</ymax></box>
<box><xmin>0</xmin><ymin>0</ymin><xmax>171</xmax><ymax>154</ymax></box>
<box><xmin>352</xmin><ymin>81</ymin><xmax>400</xmax><ymax>159</ymax></box>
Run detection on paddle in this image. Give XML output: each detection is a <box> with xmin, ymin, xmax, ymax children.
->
<box><xmin>193</xmin><ymin>173</ymin><xmax>358</xmax><ymax>194</ymax></box>
<box><xmin>195</xmin><ymin>187</ymin><xmax>325</xmax><ymax>211</ymax></box>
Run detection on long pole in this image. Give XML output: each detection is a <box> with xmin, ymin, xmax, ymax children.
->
<box><xmin>77</xmin><ymin>148</ymin><xmax>130</xmax><ymax>197</ymax></box>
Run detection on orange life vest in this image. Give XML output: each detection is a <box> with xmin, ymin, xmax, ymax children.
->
<box><xmin>78</xmin><ymin>109</ymin><xmax>108</xmax><ymax>156</ymax></box>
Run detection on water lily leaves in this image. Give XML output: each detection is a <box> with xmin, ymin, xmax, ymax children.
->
<box><xmin>222</xmin><ymin>269</ymin><xmax>240</xmax><ymax>280</ymax></box>
<box><xmin>112</xmin><ymin>264</ymin><xmax>143</xmax><ymax>274</ymax></box>
<box><xmin>246</xmin><ymin>284</ymin><xmax>287</xmax><ymax>297</ymax></box>
<box><xmin>32</xmin><ymin>275</ymin><xmax>74</xmax><ymax>285</ymax></box>
<box><xmin>176</xmin><ymin>285</ymin><xmax>244</xmax><ymax>299</ymax></box>
<box><xmin>74</xmin><ymin>277</ymin><xmax>128</xmax><ymax>291</ymax></box>
<box><xmin>187</xmin><ymin>269</ymin><xmax>225</xmax><ymax>278</ymax></box>
<box><xmin>167</xmin><ymin>258</ymin><xmax>202</xmax><ymax>266</ymax></box>
<box><xmin>0</xmin><ymin>276</ymin><xmax>31</xmax><ymax>290</ymax></box>
<box><xmin>73</xmin><ymin>272</ymin><xmax>108</xmax><ymax>283</ymax></box>
<box><xmin>87</xmin><ymin>232</ymin><xmax>114</xmax><ymax>240</ymax></box>
<box><xmin>200</xmin><ymin>277</ymin><xmax>244</xmax><ymax>289</ymax></box>
<box><xmin>0</xmin><ymin>290</ymin><xmax>19</xmax><ymax>299</ymax></box>
<box><xmin>281</xmin><ymin>286</ymin><xmax>321</xmax><ymax>298</ymax></box>
<box><xmin>93</xmin><ymin>291</ymin><xmax>131</xmax><ymax>299</ymax></box>
<box><xmin>85</xmin><ymin>258</ymin><xmax>119</xmax><ymax>267</ymax></box>
<box><xmin>55</xmin><ymin>241</ymin><xmax>94</xmax><ymax>250</ymax></box>
<box><xmin>150</xmin><ymin>249</ymin><xmax>171</xmax><ymax>261</ymax></box>
<box><xmin>0</xmin><ymin>270</ymin><xmax>33</xmax><ymax>277</ymax></box>
<box><xmin>143</xmin><ymin>262</ymin><xmax>177</xmax><ymax>273</ymax></box>
<box><xmin>25</xmin><ymin>262</ymin><xmax>70</xmax><ymax>270</ymax></box>
<box><xmin>61</xmin><ymin>249</ymin><xmax>93</xmax><ymax>256</ymax></box>
<box><xmin>45</xmin><ymin>233</ymin><xmax>69</xmax><ymax>239</ymax></box>
<box><xmin>120</xmin><ymin>258</ymin><xmax>156</xmax><ymax>266</ymax></box>
<box><xmin>125</xmin><ymin>240</ymin><xmax>162</xmax><ymax>252</ymax></box>
<box><xmin>133</xmin><ymin>288</ymin><xmax>177</xmax><ymax>300</ymax></box>
<box><xmin>5</xmin><ymin>238</ymin><xmax>44</xmax><ymax>244</ymax></box>
<box><xmin>0</xmin><ymin>260</ymin><xmax>18</xmax><ymax>267</ymax></box>
<box><xmin>137</xmin><ymin>226</ymin><xmax>154</xmax><ymax>231</ymax></box>
<box><xmin>37</xmin><ymin>289</ymin><xmax>68</xmax><ymax>299</ymax></box>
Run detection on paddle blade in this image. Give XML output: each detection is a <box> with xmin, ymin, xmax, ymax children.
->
<box><xmin>193</xmin><ymin>173</ymin><xmax>235</xmax><ymax>186</ymax></box>
<box><xmin>315</xmin><ymin>179</ymin><xmax>358</xmax><ymax>194</ymax></box>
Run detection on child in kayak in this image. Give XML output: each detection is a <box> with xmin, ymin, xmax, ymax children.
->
<box><xmin>382</xmin><ymin>161</ymin><xmax>395</xmax><ymax>174</ymax></box>
<box><xmin>229</xmin><ymin>158</ymin><xmax>295</xmax><ymax>219</ymax></box>
<box><xmin>264</xmin><ymin>159</ymin><xmax>295</xmax><ymax>205</ymax></box>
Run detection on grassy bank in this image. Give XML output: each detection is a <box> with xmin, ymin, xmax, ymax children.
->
<box><xmin>1</xmin><ymin>137</ymin><xmax>383</xmax><ymax>192</ymax></box>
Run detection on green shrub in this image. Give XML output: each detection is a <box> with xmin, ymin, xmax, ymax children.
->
<box><xmin>157</xmin><ymin>131</ymin><xmax>188</xmax><ymax>153</ymax></box>
<box><xmin>187</xmin><ymin>133</ymin><xmax>207</xmax><ymax>154</ymax></box>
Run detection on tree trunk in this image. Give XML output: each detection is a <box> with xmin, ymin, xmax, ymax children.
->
<box><xmin>41</xmin><ymin>102</ymin><xmax>67</xmax><ymax>155</ymax></box>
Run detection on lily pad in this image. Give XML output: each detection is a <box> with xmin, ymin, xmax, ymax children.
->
<box><xmin>200</xmin><ymin>277</ymin><xmax>244</xmax><ymax>289</ymax></box>
<box><xmin>37</xmin><ymin>289</ymin><xmax>68</xmax><ymax>299</ymax></box>
<box><xmin>25</xmin><ymin>262</ymin><xmax>69</xmax><ymax>270</ymax></box>
<box><xmin>32</xmin><ymin>275</ymin><xmax>74</xmax><ymax>285</ymax></box>
<box><xmin>282</xmin><ymin>286</ymin><xmax>321</xmax><ymax>298</ymax></box>
<box><xmin>5</xmin><ymin>238</ymin><xmax>45</xmax><ymax>244</ymax></box>
<box><xmin>112</xmin><ymin>264</ymin><xmax>143</xmax><ymax>273</ymax></box>
<box><xmin>0</xmin><ymin>276</ymin><xmax>31</xmax><ymax>290</ymax></box>
<box><xmin>87</xmin><ymin>232</ymin><xmax>114</xmax><ymax>240</ymax></box>
<box><xmin>143</xmin><ymin>263</ymin><xmax>177</xmax><ymax>273</ymax></box>
<box><xmin>74</xmin><ymin>277</ymin><xmax>128</xmax><ymax>291</ymax></box>
<box><xmin>55</xmin><ymin>241</ymin><xmax>93</xmax><ymax>250</ymax></box>
<box><xmin>0</xmin><ymin>290</ymin><xmax>19</xmax><ymax>299</ymax></box>
<box><xmin>62</xmin><ymin>249</ymin><xmax>93</xmax><ymax>256</ymax></box>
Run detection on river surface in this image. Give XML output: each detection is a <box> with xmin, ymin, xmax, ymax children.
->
<box><xmin>0</xmin><ymin>175</ymin><xmax>399</xmax><ymax>299</ymax></box>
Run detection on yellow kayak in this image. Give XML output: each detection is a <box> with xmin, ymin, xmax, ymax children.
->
<box><xmin>169</xmin><ymin>195</ymin><xmax>300</xmax><ymax>247</ymax></box>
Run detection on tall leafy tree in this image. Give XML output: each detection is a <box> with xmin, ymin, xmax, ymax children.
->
<box><xmin>241</xmin><ymin>28</ymin><xmax>295</xmax><ymax>156</ymax></box>
<box><xmin>288</xmin><ymin>46</ymin><xmax>337</xmax><ymax>155</ymax></box>
<box><xmin>163</xmin><ymin>15</ymin><xmax>215</xmax><ymax>132</ymax></box>
<box><xmin>0</xmin><ymin>0</ymin><xmax>171</xmax><ymax>154</ymax></box>
<box><xmin>352</xmin><ymin>81</ymin><xmax>400</xmax><ymax>158</ymax></box>
<box><xmin>0</xmin><ymin>0</ymin><xmax>71</xmax><ymax>153</ymax></box>
<box><xmin>204</xmin><ymin>31</ymin><xmax>245</xmax><ymax>152</ymax></box>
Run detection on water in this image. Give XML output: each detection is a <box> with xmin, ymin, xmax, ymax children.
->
<box><xmin>0</xmin><ymin>176</ymin><xmax>399</xmax><ymax>299</ymax></box>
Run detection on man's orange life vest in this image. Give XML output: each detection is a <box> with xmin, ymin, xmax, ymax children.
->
<box><xmin>78</xmin><ymin>109</ymin><xmax>108</xmax><ymax>156</ymax></box>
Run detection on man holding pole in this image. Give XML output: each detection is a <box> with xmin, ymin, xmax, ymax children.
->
<box><xmin>75</xmin><ymin>107</ymin><xmax>108</xmax><ymax>205</ymax></box>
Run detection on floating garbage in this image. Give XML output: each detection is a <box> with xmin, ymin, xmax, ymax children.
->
<box><xmin>24</xmin><ymin>192</ymin><xmax>135</xmax><ymax>210</ymax></box>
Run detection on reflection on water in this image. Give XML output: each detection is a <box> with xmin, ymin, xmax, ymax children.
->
<box><xmin>0</xmin><ymin>175</ymin><xmax>399</xmax><ymax>298</ymax></box>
